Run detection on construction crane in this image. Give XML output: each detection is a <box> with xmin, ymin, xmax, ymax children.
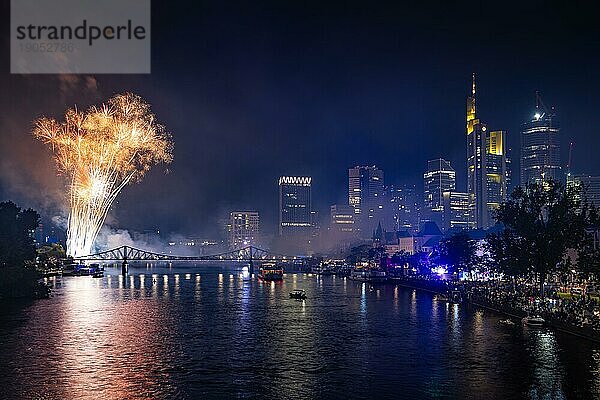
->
<box><xmin>567</xmin><ymin>141</ymin><xmax>574</xmax><ymax>177</ymax></box>
<box><xmin>567</xmin><ymin>142</ymin><xmax>573</xmax><ymax>182</ymax></box>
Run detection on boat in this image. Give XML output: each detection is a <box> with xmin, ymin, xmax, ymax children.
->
<box><xmin>89</xmin><ymin>263</ymin><xmax>104</xmax><ymax>272</ymax></box>
<box><xmin>313</xmin><ymin>263</ymin><xmax>336</xmax><ymax>275</ymax></box>
<box><xmin>349</xmin><ymin>266</ymin><xmax>387</xmax><ymax>283</ymax></box>
<box><xmin>522</xmin><ymin>315</ymin><xmax>545</xmax><ymax>327</ymax></box>
<box><xmin>75</xmin><ymin>264</ymin><xmax>92</xmax><ymax>276</ymax></box>
<box><xmin>92</xmin><ymin>270</ymin><xmax>104</xmax><ymax>278</ymax></box>
<box><xmin>289</xmin><ymin>289</ymin><xmax>306</xmax><ymax>300</ymax></box>
<box><xmin>449</xmin><ymin>290</ymin><xmax>463</xmax><ymax>304</ymax></box>
<box><xmin>258</xmin><ymin>264</ymin><xmax>284</xmax><ymax>281</ymax></box>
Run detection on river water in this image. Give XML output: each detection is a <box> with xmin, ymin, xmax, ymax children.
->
<box><xmin>1</xmin><ymin>263</ymin><xmax>600</xmax><ymax>399</ymax></box>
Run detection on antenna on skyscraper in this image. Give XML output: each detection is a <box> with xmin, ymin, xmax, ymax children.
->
<box><xmin>472</xmin><ymin>72</ymin><xmax>476</xmax><ymax>96</ymax></box>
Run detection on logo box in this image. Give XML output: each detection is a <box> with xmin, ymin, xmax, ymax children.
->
<box><xmin>11</xmin><ymin>0</ymin><xmax>151</xmax><ymax>74</ymax></box>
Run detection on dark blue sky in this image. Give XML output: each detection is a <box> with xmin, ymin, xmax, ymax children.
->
<box><xmin>1</xmin><ymin>1</ymin><xmax>599</xmax><ymax>236</ymax></box>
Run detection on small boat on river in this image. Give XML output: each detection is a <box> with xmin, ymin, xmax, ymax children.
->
<box><xmin>289</xmin><ymin>289</ymin><xmax>307</xmax><ymax>300</ymax></box>
<box><xmin>522</xmin><ymin>314</ymin><xmax>545</xmax><ymax>327</ymax></box>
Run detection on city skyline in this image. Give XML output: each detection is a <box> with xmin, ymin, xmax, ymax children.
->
<box><xmin>1</xmin><ymin>2</ymin><xmax>600</xmax><ymax>239</ymax></box>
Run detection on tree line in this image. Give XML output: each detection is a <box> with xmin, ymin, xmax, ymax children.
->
<box><xmin>346</xmin><ymin>180</ymin><xmax>600</xmax><ymax>290</ymax></box>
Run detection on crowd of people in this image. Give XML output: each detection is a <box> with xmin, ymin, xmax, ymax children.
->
<box><xmin>396</xmin><ymin>275</ymin><xmax>600</xmax><ymax>334</ymax></box>
<box><xmin>454</xmin><ymin>279</ymin><xmax>600</xmax><ymax>332</ymax></box>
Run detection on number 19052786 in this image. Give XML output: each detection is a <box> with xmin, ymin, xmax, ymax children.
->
<box><xmin>19</xmin><ymin>42</ymin><xmax>74</xmax><ymax>52</ymax></box>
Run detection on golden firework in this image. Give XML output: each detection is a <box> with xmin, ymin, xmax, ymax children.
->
<box><xmin>34</xmin><ymin>93</ymin><xmax>173</xmax><ymax>257</ymax></box>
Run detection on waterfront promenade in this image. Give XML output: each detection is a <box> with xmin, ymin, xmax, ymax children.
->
<box><xmin>394</xmin><ymin>276</ymin><xmax>600</xmax><ymax>343</ymax></box>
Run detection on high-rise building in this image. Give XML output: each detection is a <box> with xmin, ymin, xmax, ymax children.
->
<box><xmin>228</xmin><ymin>211</ymin><xmax>260</xmax><ymax>249</ymax></box>
<box><xmin>442</xmin><ymin>191</ymin><xmax>476</xmax><ymax>232</ymax></box>
<box><xmin>466</xmin><ymin>74</ymin><xmax>509</xmax><ymax>229</ymax></box>
<box><xmin>423</xmin><ymin>159</ymin><xmax>456</xmax><ymax>224</ymax></box>
<box><xmin>278</xmin><ymin>176</ymin><xmax>312</xmax><ymax>237</ymax></box>
<box><xmin>567</xmin><ymin>174</ymin><xmax>600</xmax><ymax>209</ymax></box>
<box><xmin>330</xmin><ymin>204</ymin><xmax>355</xmax><ymax>235</ymax></box>
<box><xmin>348</xmin><ymin>166</ymin><xmax>384</xmax><ymax>235</ymax></box>
<box><xmin>385</xmin><ymin>184</ymin><xmax>421</xmax><ymax>232</ymax></box>
<box><xmin>521</xmin><ymin>95</ymin><xmax>561</xmax><ymax>186</ymax></box>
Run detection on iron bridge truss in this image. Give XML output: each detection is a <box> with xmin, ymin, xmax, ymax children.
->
<box><xmin>76</xmin><ymin>245</ymin><xmax>304</xmax><ymax>263</ymax></box>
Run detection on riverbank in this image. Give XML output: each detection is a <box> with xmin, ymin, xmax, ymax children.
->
<box><xmin>0</xmin><ymin>266</ymin><xmax>50</xmax><ymax>300</ymax></box>
<box><xmin>393</xmin><ymin>276</ymin><xmax>600</xmax><ymax>343</ymax></box>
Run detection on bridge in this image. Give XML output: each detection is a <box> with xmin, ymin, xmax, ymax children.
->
<box><xmin>76</xmin><ymin>245</ymin><xmax>306</xmax><ymax>274</ymax></box>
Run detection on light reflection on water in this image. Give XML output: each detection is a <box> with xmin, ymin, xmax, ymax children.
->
<box><xmin>1</xmin><ymin>264</ymin><xmax>600</xmax><ymax>399</ymax></box>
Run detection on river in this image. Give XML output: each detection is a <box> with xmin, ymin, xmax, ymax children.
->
<box><xmin>1</xmin><ymin>263</ymin><xmax>599</xmax><ymax>399</ymax></box>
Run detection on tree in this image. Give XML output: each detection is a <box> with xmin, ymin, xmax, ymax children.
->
<box><xmin>345</xmin><ymin>244</ymin><xmax>372</xmax><ymax>265</ymax></box>
<box><xmin>37</xmin><ymin>243</ymin><xmax>67</xmax><ymax>269</ymax></box>
<box><xmin>0</xmin><ymin>201</ymin><xmax>42</xmax><ymax>299</ymax></box>
<box><xmin>391</xmin><ymin>250</ymin><xmax>411</xmax><ymax>267</ymax></box>
<box><xmin>574</xmin><ymin>205</ymin><xmax>600</xmax><ymax>279</ymax></box>
<box><xmin>487</xmin><ymin>229</ymin><xmax>532</xmax><ymax>278</ymax></box>
<box><xmin>0</xmin><ymin>201</ymin><xmax>40</xmax><ymax>268</ymax></box>
<box><xmin>488</xmin><ymin>180</ymin><xmax>588</xmax><ymax>293</ymax></box>
<box><xmin>439</xmin><ymin>232</ymin><xmax>478</xmax><ymax>275</ymax></box>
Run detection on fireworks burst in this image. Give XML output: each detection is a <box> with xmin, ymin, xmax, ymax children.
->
<box><xmin>34</xmin><ymin>93</ymin><xmax>173</xmax><ymax>257</ymax></box>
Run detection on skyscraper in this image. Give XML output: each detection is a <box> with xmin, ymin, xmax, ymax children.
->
<box><xmin>228</xmin><ymin>211</ymin><xmax>260</xmax><ymax>249</ymax></box>
<box><xmin>521</xmin><ymin>94</ymin><xmax>561</xmax><ymax>186</ymax></box>
<box><xmin>442</xmin><ymin>191</ymin><xmax>476</xmax><ymax>232</ymax></box>
<box><xmin>278</xmin><ymin>176</ymin><xmax>312</xmax><ymax>237</ymax></box>
<box><xmin>567</xmin><ymin>174</ymin><xmax>600</xmax><ymax>209</ymax></box>
<box><xmin>385</xmin><ymin>184</ymin><xmax>421</xmax><ymax>232</ymax></box>
<box><xmin>330</xmin><ymin>204</ymin><xmax>355</xmax><ymax>235</ymax></box>
<box><xmin>466</xmin><ymin>74</ymin><xmax>509</xmax><ymax>229</ymax></box>
<box><xmin>348</xmin><ymin>166</ymin><xmax>384</xmax><ymax>235</ymax></box>
<box><xmin>423</xmin><ymin>158</ymin><xmax>456</xmax><ymax>226</ymax></box>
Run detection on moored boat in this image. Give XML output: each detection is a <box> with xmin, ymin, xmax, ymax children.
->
<box><xmin>349</xmin><ymin>265</ymin><xmax>387</xmax><ymax>283</ymax></box>
<box><xmin>258</xmin><ymin>264</ymin><xmax>284</xmax><ymax>281</ymax></box>
<box><xmin>522</xmin><ymin>315</ymin><xmax>545</xmax><ymax>327</ymax></box>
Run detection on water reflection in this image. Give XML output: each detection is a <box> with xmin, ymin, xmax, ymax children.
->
<box><xmin>1</xmin><ymin>265</ymin><xmax>599</xmax><ymax>399</ymax></box>
<box><xmin>525</xmin><ymin>329</ymin><xmax>565</xmax><ymax>399</ymax></box>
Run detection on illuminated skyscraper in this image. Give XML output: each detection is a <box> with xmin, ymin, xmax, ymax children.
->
<box><xmin>567</xmin><ymin>174</ymin><xmax>600</xmax><ymax>209</ymax></box>
<box><xmin>466</xmin><ymin>74</ymin><xmax>509</xmax><ymax>229</ymax></box>
<box><xmin>442</xmin><ymin>191</ymin><xmax>475</xmax><ymax>232</ymax></box>
<box><xmin>423</xmin><ymin>159</ymin><xmax>455</xmax><ymax>226</ymax></box>
<box><xmin>278</xmin><ymin>176</ymin><xmax>312</xmax><ymax>236</ymax></box>
<box><xmin>348</xmin><ymin>166</ymin><xmax>384</xmax><ymax>235</ymax></box>
<box><xmin>228</xmin><ymin>211</ymin><xmax>259</xmax><ymax>249</ymax></box>
<box><xmin>330</xmin><ymin>204</ymin><xmax>355</xmax><ymax>235</ymax></box>
<box><xmin>385</xmin><ymin>184</ymin><xmax>421</xmax><ymax>233</ymax></box>
<box><xmin>520</xmin><ymin>94</ymin><xmax>561</xmax><ymax>186</ymax></box>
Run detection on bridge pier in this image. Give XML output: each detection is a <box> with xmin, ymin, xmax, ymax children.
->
<box><xmin>121</xmin><ymin>257</ymin><xmax>128</xmax><ymax>275</ymax></box>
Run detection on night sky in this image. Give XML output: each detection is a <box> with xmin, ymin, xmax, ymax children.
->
<box><xmin>1</xmin><ymin>1</ymin><xmax>599</xmax><ymax>237</ymax></box>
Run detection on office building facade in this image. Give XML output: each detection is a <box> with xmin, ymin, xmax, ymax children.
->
<box><xmin>567</xmin><ymin>174</ymin><xmax>600</xmax><ymax>209</ymax></box>
<box><xmin>521</xmin><ymin>100</ymin><xmax>561</xmax><ymax>186</ymax></box>
<box><xmin>423</xmin><ymin>158</ymin><xmax>456</xmax><ymax>224</ymax></box>
<box><xmin>348</xmin><ymin>166</ymin><xmax>384</xmax><ymax>235</ymax></box>
<box><xmin>278</xmin><ymin>176</ymin><xmax>313</xmax><ymax>236</ymax></box>
<box><xmin>442</xmin><ymin>191</ymin><xmax>476</xmax><ymax>232</ymax></box>
<box><xmin>228</xmin><ymin>211</ymin><xmax>260</xmax><ymax>249</ymax></box>
<box><xmin>385</xmin><ymin>184</ymin><xmax>421</xmax><ymax>232</ymax></box>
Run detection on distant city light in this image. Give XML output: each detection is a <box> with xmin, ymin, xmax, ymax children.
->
<box><xmin>432</xmin><ymin>266</ymin><xmax>448</xmax><ymax>275</ymax></box>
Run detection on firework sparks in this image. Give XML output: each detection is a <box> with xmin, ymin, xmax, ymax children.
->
<box><xmin>33</xmin><ymin>93</ymin><xmax>173</xmax><ymax>257</ymax></box>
